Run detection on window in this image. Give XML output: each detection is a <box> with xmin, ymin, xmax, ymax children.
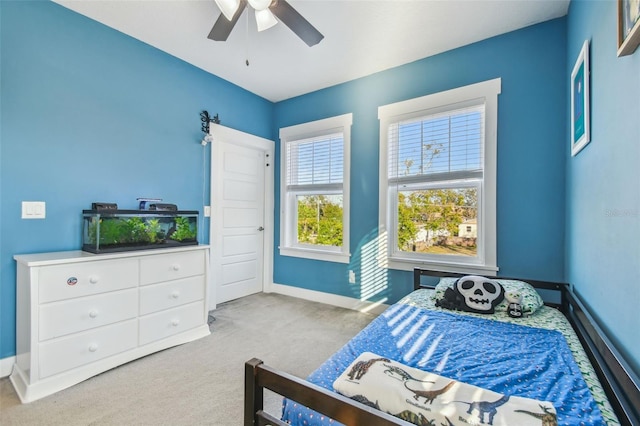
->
<box><xmin>378</xmin><ymin>79</ymin><xmax>501</xmax><ymax>274</ymax></box>
<box><xmin>279</xmin><ymin>114</ymin><xmax>352</xmax><ymax>263</ymax></box>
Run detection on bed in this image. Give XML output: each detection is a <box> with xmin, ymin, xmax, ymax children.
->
<box><xmin>244</xmin><ymin>269</ymin><xmax>640</xmax><ymax>426</ymax></box>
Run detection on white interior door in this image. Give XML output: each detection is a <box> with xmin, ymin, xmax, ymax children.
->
<box><xmin>209</xmin><ymin>124</ymin><xmax>274</xmax><ymax>308</ymax></box>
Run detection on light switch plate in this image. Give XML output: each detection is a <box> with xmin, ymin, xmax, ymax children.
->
<box><xmin>22</xmin><ymin>201</ymin><xmax>46</xmax><ymax>219</ymax></box>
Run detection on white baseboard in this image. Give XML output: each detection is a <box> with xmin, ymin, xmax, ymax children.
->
<box><xmin>1</xmin><ymin>356</ymin><xmax>15</xmax><ymax>378</ymax></box>
<box><xmin>269</xmin><ymin>283</ymin><xmax>389</xmax><ymax>315</ymax></box>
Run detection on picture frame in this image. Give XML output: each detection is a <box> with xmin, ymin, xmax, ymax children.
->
<box><xmin>618</xmin><ymin>0</ymin><xmax>640</xmax><ymax>56</ymax></box>
<box><xmin>571</xmin><ymin>40</ymin><xmax>590</xmax><ymax>157</ymax></box>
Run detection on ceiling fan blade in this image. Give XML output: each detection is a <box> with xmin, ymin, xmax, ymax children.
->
<box><xmin>269</xmin><ymin>0</ymin><xmax>324</xmax><ymax>47</ymax></box>
<box><xmin>208</xmin><ymin>0</ymin><xmax>248</xmax><ymax>41</ymax></box>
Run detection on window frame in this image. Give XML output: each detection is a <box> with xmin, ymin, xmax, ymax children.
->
<box><xmin>279</xmin><ymin>113</ymin><xmax>352</xmax><ymax>263</ymax></box>
<box><xmin>378</xmin><ymin>79</ymin><xmax>501</xmax><ymax>275</ymax></box>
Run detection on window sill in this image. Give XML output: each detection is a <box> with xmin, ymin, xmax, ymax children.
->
<box><xmin>279</xmin><ymin>247</ymin><xmax>350</xmax><ymax>264</ymax></box>
<box><xmin>386</xmin><ymin>257</ymin><xmax>498</xmax><ymax>276</ymax></box>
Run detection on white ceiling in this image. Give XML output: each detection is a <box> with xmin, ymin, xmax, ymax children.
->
<box><xmin>53</xmin><ymin>0</ymin><xmax>570</xmax><ymax>102</ymax></box>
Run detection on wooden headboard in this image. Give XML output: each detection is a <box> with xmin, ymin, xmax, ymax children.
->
<box><xmin>412</xmin><ymin>268</ymin><xmax>566</xmax><ymax>308</ymax></box>
<box><xmin>412</xmin><ymin>268</ymin><xmax>640</xmax><ymax>426</ymax></box>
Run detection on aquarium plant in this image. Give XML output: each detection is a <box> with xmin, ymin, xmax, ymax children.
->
<box><xmin>170</xmin><ymin>216</ymin><xmax>197</xmax><ymax>242</ymax></box>
<box><xmin>146</xmin><ymin>218</ymin><xmax>163</xmax><ymax>243</ymax></box>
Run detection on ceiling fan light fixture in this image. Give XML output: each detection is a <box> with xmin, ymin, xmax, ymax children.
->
<box><xmin>214</xmin><ymin>0</ymin><xmax>240</xmax><ymax>21</ymax></box>
<box><xmin>255</xmin><ymin>8</ymin><xmax>278</xmax><ymax>32</ymax></box>
<box><xmin>247</xmin><ymin>0</ymin><xmax>272</xmax><ymax>11</ymax></box>
<box><xmin>208</xmin><ymin>0</ymin><xmax>323</xmax><ymax>47</ymax></box>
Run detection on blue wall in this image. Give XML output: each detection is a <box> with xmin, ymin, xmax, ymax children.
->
<box><xmin>273</xmin><ymin>19</ymin><xmax>568</xmax><ymax>305</ymax></box>
<box><xmin>566</xmin><ymin>0</ymin><xmax>640</xmax><ymax>375</ymax></box>
<box><xmin>0</xmin><ymin>1</ymin><xmax>273</xmax><ymax>359</ymax></box>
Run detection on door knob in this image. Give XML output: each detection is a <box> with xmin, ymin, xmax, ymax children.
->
<box><xmin>257</xmin><ymin>226</ymin><xmax>264</xmax><ymax>231</ymax></box>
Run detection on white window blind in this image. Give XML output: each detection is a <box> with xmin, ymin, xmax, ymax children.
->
<box><xmin>388</xmin><ymin>103</ymin><xmax>485</xmax><ymax>185</ymax></box>
<box><xmin>286</xmin><ymin>133</ymin><xmax>344</xmax><ymax>192</ymax></box>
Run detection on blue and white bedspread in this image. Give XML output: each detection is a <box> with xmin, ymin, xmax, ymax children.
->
<box><xmin>281</xmin><ymin>303</ymin><xmax>606</xmax><ymax>425</ymax></box>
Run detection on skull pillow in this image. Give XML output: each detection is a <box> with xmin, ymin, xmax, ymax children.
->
<box><xmin>454</xmin><ymin>275</ymin><xmax>505</xmax><ymax>314</ymax></box>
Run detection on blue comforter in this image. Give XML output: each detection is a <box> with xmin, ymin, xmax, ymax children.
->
<box><xmin>281</xmin><ymin>304</ymin><xmax>605</xmax><ymax>425</ymax></box>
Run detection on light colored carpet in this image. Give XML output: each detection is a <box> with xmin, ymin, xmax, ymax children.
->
<box><xmin>0</xmin><ymin>292</ymin><xmax>377</xmax><ymax>425</ymax></box>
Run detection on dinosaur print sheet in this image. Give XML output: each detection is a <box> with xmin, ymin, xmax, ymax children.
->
<box><xmin>281</xmin><ymin>298</ymin><xmax>609</xmax><ymax>426</ymax></box>
<box><xmin>333</xmin><ymin>352</ymin><xmax>557</xmax><ymax>425</ymax></box>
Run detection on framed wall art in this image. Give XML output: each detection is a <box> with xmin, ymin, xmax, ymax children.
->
<box><xmin>618</xmin><ymin>0</ymin><xmax>640</xmax><ymax>56</ymax></box>
<box><xmin>571</xmin><ymin>40</ymin><xmax>590</xmax><ymax>157</ymax></box>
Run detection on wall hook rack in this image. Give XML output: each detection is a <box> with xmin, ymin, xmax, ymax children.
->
<box><xmin>200</xmin><ymin>110</ymin><xmax>220</xmax><ymax>134</ymax></box>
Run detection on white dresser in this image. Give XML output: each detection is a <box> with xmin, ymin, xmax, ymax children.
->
<box><xmin>10</xmin><ymin>245</ymin><xmax>211</xmax><ymax>403</ymax></box>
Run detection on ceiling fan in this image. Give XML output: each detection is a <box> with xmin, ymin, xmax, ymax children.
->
<box><xmin>208</xmin><ymin>0</ymin><xmax>324</xmax><ymax>47</ymax></box>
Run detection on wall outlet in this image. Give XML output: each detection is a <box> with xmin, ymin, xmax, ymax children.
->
<box><xmin>204</xmin><ymin>206</ymin><xmax>211</xmax><ymax>217</ymax></box>
<box><xmin>349</xmin><ymin>270</ymin><xmax>356</xmax><ymax>284</ymax></box>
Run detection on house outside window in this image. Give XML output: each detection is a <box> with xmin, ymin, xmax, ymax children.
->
<box><xmin>378</xmin><ymin>79</ymin><xmax>501</xmax><ymax>274</ymax></box>
<box><xmin>279</xmin><ymin>113</ymin><xmax>352</xmax><ymax>263</ymax></box>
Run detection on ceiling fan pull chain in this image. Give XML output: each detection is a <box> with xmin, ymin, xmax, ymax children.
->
<box><xmin>245</xmin><ymin>10</ymin><xmax>250</xmax><ymax>66</ymax></box>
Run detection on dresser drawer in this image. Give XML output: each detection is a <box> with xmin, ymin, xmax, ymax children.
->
<box><xmin>139</xmin><ymin>250</ymin><xmax>205</xmax><ymax>285</ymax></box>
<box><xmin>39</xmin><ymin>319</ymin><xmax>138</xmax><ymax>379</ymax></box>
<box><xmin>139</xmin><ymin>276</ymin><xmax>204</xmax><ymax>316</ymax></box>
<box><xmin>139</xmin><ymin>301</ymin><xmax>205</xmax><ymax>346</ymax></box>
<box><xmin>38</xmin><ymin>258</ymin><xmax>139</xmax><ymax>304</ymax></box>
<box><xmin>39</xmin><ymin>289</ymin><xmax>138</xmax><ymax>341</ymax></box>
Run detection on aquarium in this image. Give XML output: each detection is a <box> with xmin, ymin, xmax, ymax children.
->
<box><xmin>82</xmin><ymin>210</ymin><xmax>198</xmax><ymax>254</ymax></box>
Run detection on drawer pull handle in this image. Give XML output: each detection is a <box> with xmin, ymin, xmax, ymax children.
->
<box><xmin>89</xmin><ymin>276</ymin><xmax>99</xmax><ymax>284</ymax></box>
<box><xmin>89</xmin><ymin>310</ymin><xmax>98</xmax><ymax>318</ymax></box>
<box><xmin>172</xmin><ymin>264</ymin><xmax>181</xmax><ymax>271</ymax></box>
<box><xmin>88</xmin><ymin>344</ymin><xmax>98</xmax><ymax>352</ymax></box>
<box><xmin>171</xmin><ymin>291</ymin><xmax>180</xmax><ymax>299</ymax></box>
<box><xmin>171</xmin><ymin>319</ymin><xmax>180</xmax><ymax>327</ymax></box>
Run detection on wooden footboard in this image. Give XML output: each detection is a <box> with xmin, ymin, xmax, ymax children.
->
<box><xmin>244</xmin><ymin>358</ymin><xmax>407</xmax><ymax>426</ymax></box>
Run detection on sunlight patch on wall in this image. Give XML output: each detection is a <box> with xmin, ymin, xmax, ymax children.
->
<box><xmin>358</xmin><ymin>231</ymin><xmax>389</xmax><ymax>301</ymax></box>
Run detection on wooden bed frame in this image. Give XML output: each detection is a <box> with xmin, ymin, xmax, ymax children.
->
<box><xmin>245</xmin><ymin>269</ymin><xmax>640</xmax><ymax>426</ymax></box>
